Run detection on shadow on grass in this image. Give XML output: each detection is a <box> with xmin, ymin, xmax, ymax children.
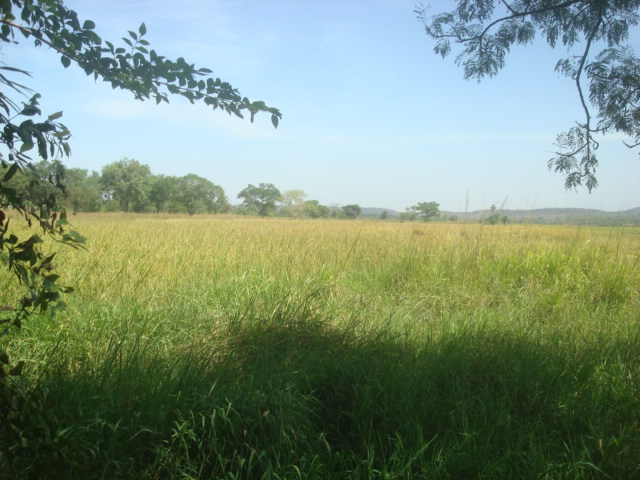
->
<box><xmin>5</xmin><ymin>294</ymin><xmax>640</xmax><ymax>480</ymax></box>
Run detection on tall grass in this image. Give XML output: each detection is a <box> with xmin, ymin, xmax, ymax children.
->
<box><xmin>2</xmin><ymin>214</ymin><xmax>639</xmax><ymax>479</ymax></box>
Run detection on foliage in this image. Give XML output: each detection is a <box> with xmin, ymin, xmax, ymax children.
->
<box><xmin>280</xmin><ymin>189</ymin><xmax>308</xmax><ymax>218</ymax></box>
<box><xmin>148</xmin><ymin>174</ymin><xmax>176</xmax><ymax>213</ymax></box>
<box><xmin>63</xmin><ymin>167</ymin><xmax>102</xmax><ymax>213</ymax></box>
<box><xmin>176</xmin><ymin>174</ymin><xmax>228</xmax><ymax>215</ymax></box>
<box><xmin>400</xmin><ymin>208</ymin><xmax>418</xmax><ymax>222</ymax></box>
<box><xmin>99</xmin><ymin>158</ymin><xmax>153</xmax><ymax>213</ymax></box>
<box><xmin>237</xmin><ymin>183</ymin><xmax>282</xmax><ymax>217</ymax></box>
<box><xmin>341</xmin><ymin>204</ymin><xmax>361</xmax><ymax>219</ymax></box>
<box><xmin>416</xmin><ymin>0</ymin><xmax>640</xmax><ymax>191</ymax></box>
<box><xmin>301</xmin><ymin>199</ymin><xmax>329</xmax><ymax>218</ymax></box>
<box><xmin>410</xmin><ymin>201</ymin><xmax>440</xmax><ymax>220</ymax></box>
<box><xmin>486</xmin><ymin>204</ymin><xmax>508</xmax><ymax>224</ymax></box>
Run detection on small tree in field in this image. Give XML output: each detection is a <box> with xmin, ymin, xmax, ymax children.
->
<box><xmin>342</xmin><ymin>204</ymin><xmax>362</xmax><ymax>219</ymax></box>
<box><xmin>237</xmin><ymin>183</ymin><xmax>282</xmax><ymax>217</ymax></box>
<box><xmin>410</xmin><ymin>201</ymin><xmax>440</xmax><ymax>221</ymax></box>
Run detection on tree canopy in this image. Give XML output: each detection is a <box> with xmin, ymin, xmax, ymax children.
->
<box><xmin>410</xmin><ymin>201</ymin><xmax>440</xmax><ymax>220</ymax></box>
<box><xmin>341</xmin><ymin>204</ymin><xmax>362</xmax><ymax>219</ymax></box>
<box><xmin>416</xmin><ymin>0</ymin><xmax>640</xmax><ymax>191</ymax></box>
<box><xmin>100</xmin><ymin>158</ymin><xmax>152</xmax><ymax>213</ymax></box>
<box><xmin>237</xmin><ymin>183</ymin><xmax>282</xmax><ymax>217</ymax></box>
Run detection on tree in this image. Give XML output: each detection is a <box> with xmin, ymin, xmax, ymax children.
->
<box><xmin>301</xmin><ymin>199</ymin><xmax>330</xmax><ymax>218</ymax></box>
<box><xmin>0</xmin><ymin>0</ymin><xmax>280</xmax><ymax>451</ymax></box>
<box><xmin>486</xmin><ymin>204</ymin><xmax>508</xmax><ymax>224</ymax></box>
<box><xmin>148</xmin><ymin>174</ymin><xmax>179</xmax><ymax>213</ymax></box>
<box><xmin>1</xmin><ymin>159</ymin><xmax>63</xmax><ymax>207</ymax></box>
<box><xmin>341</xmin><ymin>204</ymin><xmax>362</xmax><ymax>219</ymax></box>
<box><xmin>400</xmin><ymin>208</ymin><xmax>418</xmax><ymax>221</ymax></box>
<box><xmin>64</xmin><ymin>167</ymin><xmax>102</xmax><ymax>212</ymax></box>
<box><xmin>280</xmin><ymin>189</ymin><xmax>308</xmax><ymax>217</ymax></box>
<box><xmin>100</xmin><ymin>158</ymin><xmax>153</xmax><ymax>212</ymax></box>
<box><xmin>416</xmin><ymin>0</ymin><xmax>640</xmax><ymax>191</ymax></box>
<box><xmin>237</xmin><ymin>183</ymin><xmax>282</xmax><ymax>217</ymax></box>
<box><xmin>410</xmin><ymin>201</ymin><xmax>440</xmax><ymax>221</ymax></box>
<box><xmin>177</xmin><ymin>174</ymin><xmax>228</xmax><ymax>215</ymax></box>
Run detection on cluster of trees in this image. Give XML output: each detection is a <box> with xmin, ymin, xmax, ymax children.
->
<box><xmin>1</xmin><ymin>158</ymin><xmax>230</xmax><ymax>215</ymax></box>
<box><xmin>1</xmin><ymin>159</ymin><xmax>447</xmax><ymax>222</ymax></box>
<box><xmin>0</xmin><ymin>160</ymin><xmax>372</xmax><ymax>219</ymax></box>
<box><xmin>398</xmin><ymin>201</ymin><xmax>441</xmax><ymax>221</ymax></box>
<box><xmin>485</xmin><ymin>205</ymin><xmax>508</xmax><ymax>225</ymax></box>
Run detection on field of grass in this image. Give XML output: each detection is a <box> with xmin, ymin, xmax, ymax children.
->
<box><xmin>2</xmin><ymin>214</ymin><xmax>640</xmax><ymax>479</ymax></box>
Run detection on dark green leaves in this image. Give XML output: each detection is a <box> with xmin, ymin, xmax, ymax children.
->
<box><xmin>1</xmin><ymin>0</ymin><xmax>282</xmax><ymax>126</ymax></box>
<box><xmin>2</xmin><ymin>162</ymin><xmax>18</xmax><ymax>182</ymax></box>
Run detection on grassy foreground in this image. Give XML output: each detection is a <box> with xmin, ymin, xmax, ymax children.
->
<box><xmin>2</xmin><ymin>214</ymin><xmax>640</xmax><ymax>479</ymax></box>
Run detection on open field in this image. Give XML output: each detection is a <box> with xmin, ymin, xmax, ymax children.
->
<box><xmin>2</xmin><ymin>214</ymin><xmax>640</xmax><ymax>479</ymax></box>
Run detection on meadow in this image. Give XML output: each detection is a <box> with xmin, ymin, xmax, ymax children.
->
<box><xmin>2</xmin><ymin>214</ymin><xmax>639</xmax><ymax>479</ymax></box>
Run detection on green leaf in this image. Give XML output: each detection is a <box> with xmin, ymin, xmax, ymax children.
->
<box><xmin>271</xmin><ymin>114</ymin><xmax>279</xmax><ymax>129</ymax></box>
<box><xmin>139</xmin><ymin>22</ymin><xmax>147</xmax><ymax>36</ymax></box>
<box><xmin>61</xmin><ymin>56</ymin><xmax>71</xmax><ymax>68</ymax></box>
<box><xmin>21</xmin><ymin>105</ymin><xmax>39</xmax><ymax>116</ymax></box>
<box><xmin>48</xmin><ymin>111</ymin><xmax>63</xmax><ymax>121</ymax></box>
<box><xmin>19</xmin><ymin>141</ymin><xmax>34</xmax><ymax>153</ymax></box>
<box><xmin>2</xmin><ymin>162</ymin><xmax>19</xmax><ymax>182</ymax></box>
<box><xmin>83</xmin><ymin>19</ymin><xmax>96</xmax><ymax>30</ymax></box>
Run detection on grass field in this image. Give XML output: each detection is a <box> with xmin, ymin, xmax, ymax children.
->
<box><xmin>2</xmin><ymin>214</ymin><xmax>640</xmax><ymax>479</ymax></box>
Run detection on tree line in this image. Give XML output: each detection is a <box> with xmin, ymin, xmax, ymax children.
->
<box><xmin>1</xmin><ymin>158</ymin><xmax>444</xmax><ymax>221</ymax></box>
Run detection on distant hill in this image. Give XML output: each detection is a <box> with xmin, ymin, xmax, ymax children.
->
<box><xmin>361</xmin><ymin>206</ymin><xmax>640</xmax><ymax>226</ymax></box>
<box><xmin>361</xmin><ymin>207</ymin><xmax>400</xmax><ymax>217</ymax></box>
<box><xmin>442</xmin><ymin>207</ymin><xmax>640</xmax><ymax>226</ymax></box>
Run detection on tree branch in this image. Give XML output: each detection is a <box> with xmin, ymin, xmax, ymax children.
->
<box><xmin>574</xmin><ymin>10</ymin><xmax>604</xmax><ymax>163</ymax></box>
<box><xmin>0</xmin><ymin>19</ymin><xmax>81</xmax><ymax>61</ymax></box>
<box><xmin>424</xmin><ymin>0</ymin><xmax>586</xmax><ymax>43</ymax></box>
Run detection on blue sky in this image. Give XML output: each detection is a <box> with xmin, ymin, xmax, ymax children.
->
<box><xmin>4</xmin><ymin>0</ymin><xmax>639</xmax><ymax>212</ymax></box>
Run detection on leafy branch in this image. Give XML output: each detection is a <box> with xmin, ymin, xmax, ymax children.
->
<box><xmin>416</xmin><ymin>0</ymin><xmax>640</xmax><ymax>191</ymax></box>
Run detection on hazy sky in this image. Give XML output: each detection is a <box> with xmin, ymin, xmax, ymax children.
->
<box><xmin>4</xmin><ymin>0</ymin><xmax>639</xmax><ymax>211</ymax></box>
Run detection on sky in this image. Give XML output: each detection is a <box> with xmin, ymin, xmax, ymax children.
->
<box><xmin>2</xmin><ymin>0</ymin><xmax>639</xmax><ymax>212</ymax></box>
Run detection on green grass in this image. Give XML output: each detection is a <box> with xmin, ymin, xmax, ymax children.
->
<box><xmin>2</xmin><ymin>215</ymin><xmax>640</xmax><ymax>479</ymax></box>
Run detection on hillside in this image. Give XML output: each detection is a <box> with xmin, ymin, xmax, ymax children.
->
<box><xmin>362</xmin><ymin>206</ymin><xmax>640</xmax><ymax>226</ymax></box>
<box><xmin>450</xmin><ymin>207</ymin><xmax>640</xmax><ymax>225</ymax></box>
